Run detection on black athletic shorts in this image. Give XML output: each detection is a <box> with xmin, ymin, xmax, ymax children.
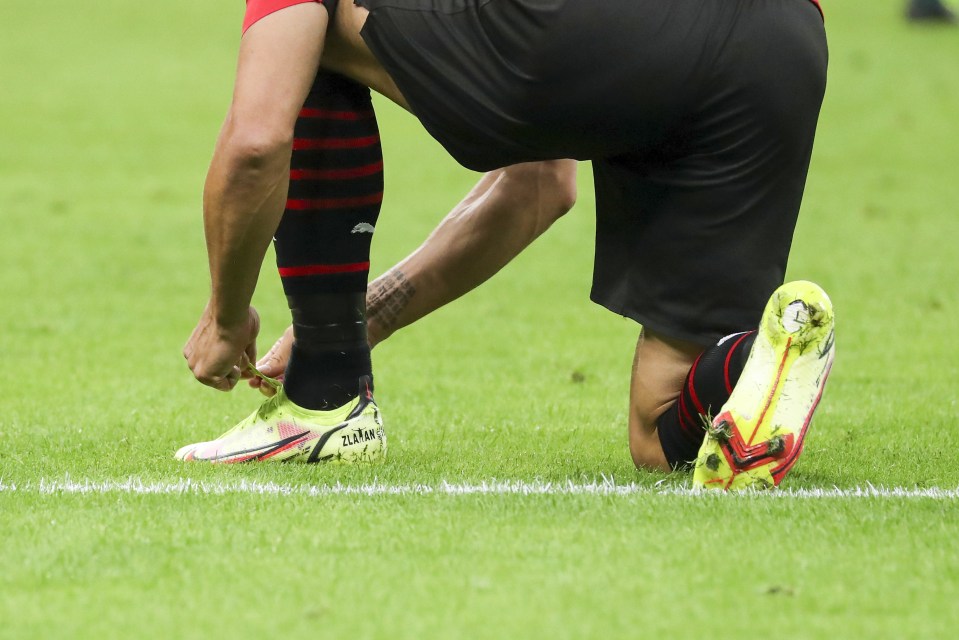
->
<box><xmin>355</xmin><ymin>0</ymin><xmax>828</xmax><ymax>344</ymax></box>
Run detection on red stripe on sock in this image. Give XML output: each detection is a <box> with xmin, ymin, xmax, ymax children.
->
<box><xmin>299</xmin><ymin>108</ymin><xmax>375</xmax><ymax>120</ymax></box>
<box><xmin>686</xmin><ymin>354</ymin><xmax>707</xmax><ymax>417</ymax></box>
<box><xmin>278</xmin><ymin>262</ymin><xmax>370</xmax><ymax>277</ymax></box>
<box><xmin>286</xmin><ymin>192</ymin><xmax>383</xmax><ymax>210</ymax></box>
<box><xmin>290</xmin><ymin>160</ymin><xmax>383</xmax><ymax>181</ymax></box>
<box><xmin>292</xmin><ymin>135</ymin><xmax>380</xmax><ymax>150</ymax></box>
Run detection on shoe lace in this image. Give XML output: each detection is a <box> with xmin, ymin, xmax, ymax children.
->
<box><xmin>246</xmin><ymin>363</ymin><xmax>281</xmax><ymax>392</ymax></box>
<box><xmin>245</xmin><ymin>363</ymin><xmax>284</xmax><ymax>420</ymax></box>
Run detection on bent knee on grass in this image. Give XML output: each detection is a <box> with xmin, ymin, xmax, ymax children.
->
<box><xmin>628</xmin><ymin>329</ymin><xmax>704</xmax><ymax>473</ymax></box>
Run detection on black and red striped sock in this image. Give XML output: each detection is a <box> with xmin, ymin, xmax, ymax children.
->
<box><xmin>657</xmin><ymin>331</ymin><xmax>757</xmax><ymax>469</ymax></box>
<box><xmin>273</xmin><ymin>72</ymin><xmax>383</xmax><ymax>410</ymax></box>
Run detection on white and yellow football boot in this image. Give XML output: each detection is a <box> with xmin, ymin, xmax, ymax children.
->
<box><xmin>175</xmin><ymin>374</ymin><xmax>385</xmax><ymax>464</ymax></box>
<box><xmin>692</xmin><ymin>281</ymin><xmax>835</xmax><ymax>491</ymax></box>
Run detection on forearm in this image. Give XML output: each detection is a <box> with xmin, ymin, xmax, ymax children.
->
<box><xmin>202</xmin><ymin>4</ymin><xmax>326</xmax><ymax>327</ymax></box>
<box><xmin>203</xmin><ymin>121</ymin><xmax>291</xmax><ymax>326</ymax></box>
<box><xmin>186</xmin><ymin>3</ymin><xmax>329</xmax><ymax>389</ymax></box>
<box><xmin>367</xmin><ymin>160</ymin><xmax>577</xmax><ymax>345</ymax></box>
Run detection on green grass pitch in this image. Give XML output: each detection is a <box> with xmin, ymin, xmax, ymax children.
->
<box><xmin>2</xmin><ymin>1</ymin><xmax>959</xmax><ymax>637</ymax></box>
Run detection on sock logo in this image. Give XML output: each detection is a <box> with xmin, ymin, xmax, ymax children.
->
<box><xmin>351</xmin><ymin>223</ymin><xmax>375</xmax><ymax>235</ymax></box>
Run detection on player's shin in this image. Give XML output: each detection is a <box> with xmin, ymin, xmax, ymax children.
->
<box><xmin>274</xmin><ymin>71</ymin><xmax>383</xmax><ymax>410</ymax></box>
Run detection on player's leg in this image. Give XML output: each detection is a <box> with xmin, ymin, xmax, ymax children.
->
<box><xmin>629</xmin><ymin>283</ymin><xmax>836</xmax><ymax>489</ymax></box>
<box><xmin>250</xmin><ymin>160</ymin><xmax>578</xmax><ymax>388</ymax></box>
<box><xmin>276</xmin><ymin>73</ymin><xmax>383</xmax><ymax>412</ymax></box>
<box><xmin>597</xmin><ymin>0</ymin><xmax>829</xmax><ymax>488</ymax></box>
<box><xmin>628</xmin><ymin>329</ymin><xmax>759</xmax><ymax>472</ymax></box>
<box><xmin>682</xmin><ymin>2</ymin><xmax>831</xmax><ymax>489</ymax></box>
<box><xmin>177</xmin><ymin>71</ymin><xmax>386</xmax><ymax>464</ymax></box>
<box><xmin>627</xmin><ymin>331</ymin><xmax>703</xmax><ymax>472</ymax></box>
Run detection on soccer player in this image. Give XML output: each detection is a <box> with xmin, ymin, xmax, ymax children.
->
<box><xmin>180</xmin><ymin>0</ymin><xmax>835</xmax><ymax>490</ymax></box>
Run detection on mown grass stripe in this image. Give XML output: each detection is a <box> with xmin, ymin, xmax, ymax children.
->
<box><xmin>1</xmin><ymin>478</ymin><xmax>958</xmax><ymax>499</ymax></box>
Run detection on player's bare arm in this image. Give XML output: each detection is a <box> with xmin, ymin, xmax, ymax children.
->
<box><xmin>368</xmin><ymin>160</ymin><xmax>577</xmax><ymax>344</ymax></box>
<box><xmin>184</xmin><ymin>4</ymin><xmax>329</xmax><ymax>390</ymax></box>
<box><xmin>250</xmin><ymin>160</ymin><xmax>578</xmax><ymax>392</ymax></box>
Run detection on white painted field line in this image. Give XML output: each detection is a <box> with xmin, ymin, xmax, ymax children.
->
<box><xmin>1</xmin><ymin>477</ymin><xmax>958</xmax><ymax>499</ymax></box>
